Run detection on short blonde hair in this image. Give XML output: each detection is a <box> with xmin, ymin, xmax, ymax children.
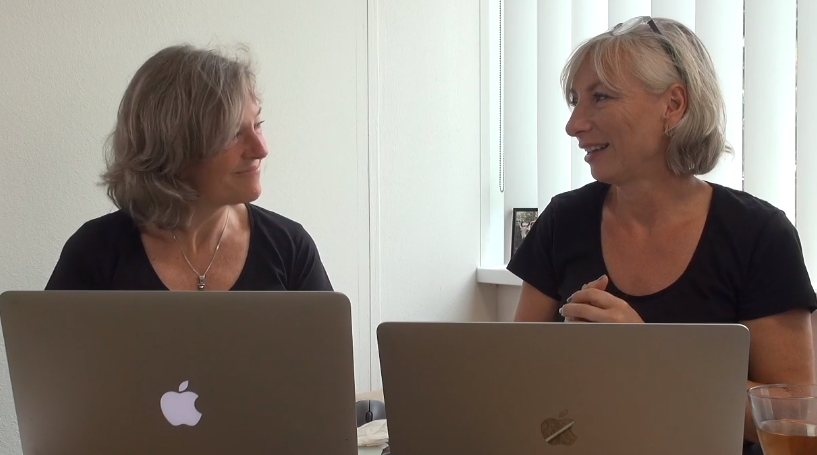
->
<box><xmin>561</xmin><ymin>17</ymin><xmax>732</xmax><ymax>176</ymax></box>
<box><xmin>101</xmin><ymin>44</ymin><xmax>257</xmax><ymax>229</ymax></box>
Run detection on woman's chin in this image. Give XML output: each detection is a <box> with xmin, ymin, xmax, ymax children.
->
<box><xmin>588</xmin><ymin>165</ymin><xmax>610</xmax><ymax>183</ymax></box>
<box><xmin>223</xmin><ymin>185</ymin><xmax>263</xmax><ymax>206</ymax></box>
<box><xmin>242</xmin><ymin>186</ymin><xmax>263</xmax><ymax>203</ymax></box>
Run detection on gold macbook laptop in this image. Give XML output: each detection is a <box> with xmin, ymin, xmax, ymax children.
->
<box><xmin>377</xmin><ymin>322</ymin><xmax>750</xmax><ymax>455</ymax></box>
<box><xmin>0</xmin><ymin>290</ymin><xmax>358</xmax><ymax>455</ymax></box>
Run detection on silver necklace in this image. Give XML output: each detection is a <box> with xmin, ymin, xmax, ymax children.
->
<box><xmin>172</xmin><ymin>210</ymin><xmax>230</xmax><ymax>291</ymax></box>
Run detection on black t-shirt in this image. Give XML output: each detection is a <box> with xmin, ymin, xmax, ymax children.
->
<box><xmin>45</xmin><ymin>204</ymin><xmax>333</xmax><ymax>291</ymax></box>
<box><xmin>508</xmin><ymin>181</ymin><xmax>817</xmax><ymax>323</ymax></box>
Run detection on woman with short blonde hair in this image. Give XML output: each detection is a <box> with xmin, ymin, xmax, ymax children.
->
<box><xmin>560</xmin><ymin>16</ymin><xmax>731</xmax><ymax>177</ymax></box>
<box><xmin>508</xmin><ymin>17</ymin><xmax>815</xmax><ymax>451</ymax></box>
<box><xmin>47</xmin><ymin>44</ymin><xmax>333</xmax><ymax>292</ymax></box>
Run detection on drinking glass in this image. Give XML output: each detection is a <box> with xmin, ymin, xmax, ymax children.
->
<box><xmin>748</xmin><ymin>384</ymin><xmax>817</xmax><ymax>455</ymax></box>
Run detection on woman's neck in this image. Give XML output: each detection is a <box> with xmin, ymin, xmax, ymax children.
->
<box><xmin>607</xmin><ymin>175</ymin><xmax>709</xmax><ymax>228</ymax></box>
<box><xmin>144</xmin><ymin>205</ymin><xmax>233</xmax><ymax>255</ymax></box>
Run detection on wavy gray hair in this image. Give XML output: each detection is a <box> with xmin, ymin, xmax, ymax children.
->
<box><xmin>101</xmin><ymin>44</ymin><xmax>257</xmax><ymax>229</ymax></box>
<box><xmin>561</xmin><ymin>17</ymin><xmax>733</xmax><ymax>176</ymax></box>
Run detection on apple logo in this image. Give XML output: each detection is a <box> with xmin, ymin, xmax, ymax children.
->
<box><xmin>541</xmin><ymin>409</ymin><xmax>578</xmax><ymax>446</ymax></box>
<box><xmin>160</xmin><ymin>380</ymin><xmax>202</xmax><ymax>426</ymax></box>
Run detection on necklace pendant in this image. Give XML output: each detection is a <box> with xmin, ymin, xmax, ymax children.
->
<box><xmin>197</xmin><ymin>275</ymin><xmax>206</xmax><ymax>291</ymax></box>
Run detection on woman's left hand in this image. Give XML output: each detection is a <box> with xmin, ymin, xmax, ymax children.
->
<box><xmin>560</xmin><ymin>275</ymin><xmax>644</xmax><ymax>323</ymax></box>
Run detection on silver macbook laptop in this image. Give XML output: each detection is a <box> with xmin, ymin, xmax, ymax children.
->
<box><xmin>0</xmin><ymin>290</ymin><xmax>358</xmax><ymax>455</ymax></box>
<box><xmin>377</xmin><ymin>322</ymin><xmax>750</xmax><ymax>455</ymax></box>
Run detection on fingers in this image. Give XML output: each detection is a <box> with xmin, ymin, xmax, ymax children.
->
<box><xmin>560</xmin><ymin>303</ymin><xmax>608</xmax><ymax>323</ymax></box>
<box><xmin>566</xmin><ymin>287</ymin><xmax>618</xmax><ymax>310</ymax></box>
<box><xmin>568</xmin><ymin>274</ymin><xmax>610</xmax><ymax>305</ymax></box>
<box><xmin>560</xmin><ymin>275</ymin><xmax>628</xmax><ymax>323</ymax></box>
<box><xmin>560</xmin><ymin>275</ymin><xmax>643</xmax><ymax>324</ymax></box>
<box><xmin>583</xmin><ymin>274</ymin><xmax>609</xmax><ymax>291</ymax></box>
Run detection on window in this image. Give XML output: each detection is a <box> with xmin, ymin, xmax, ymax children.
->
<box><xmin>480</xmin><ymin>0</ymin><xmax>817</xmax><ymax>283</ymax></box>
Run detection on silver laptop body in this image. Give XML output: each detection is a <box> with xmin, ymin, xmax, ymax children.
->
<box><xmin>0</xmin><ymin>290</ymin><xmax>358</xmax><ymax>455</ymax></box>
<box><xmin>377</xmin><ymin>322</ymin><xmax>750</xmax><ymax>455</ymax></box>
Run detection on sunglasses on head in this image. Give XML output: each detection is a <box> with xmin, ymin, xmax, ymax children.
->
<box><xmin>609</xmin><ymin>16</ymin><xmax>686</xmax><ymax>83</ymax></box>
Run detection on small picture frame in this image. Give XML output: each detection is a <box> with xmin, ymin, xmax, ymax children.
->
<box><xmin>511</xmin><ymin>208</ymin><xmax>539</xmax><ymax>256</ymax></box>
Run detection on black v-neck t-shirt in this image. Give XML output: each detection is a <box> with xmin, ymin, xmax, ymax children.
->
<box><xmin>44</xmin><ymin>204</ymin><xmax>333</xmax><ymax>291</ymax></box>
<box><xmin>508</xmin><ymin>181</ymin><xmax>817</xmax><ymax>323</ymax></box>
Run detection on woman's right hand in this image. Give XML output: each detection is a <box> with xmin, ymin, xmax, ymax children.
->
<box><xmin>561</xmin><ymin>275</ymin><xmax>644</xmax><ymax>323</ymax></box>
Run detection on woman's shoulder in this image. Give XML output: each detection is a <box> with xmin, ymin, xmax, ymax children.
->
<box><xmin>246</xmin><ymin>204</ymin><xmax>317</xmax><ymax>248</ymax></box>
<box><xmin>541</xmin><ymin>181</ymin><xmax>609</xmax><ymax>223</ymax></box>
<box><xmin>244</xmin><ymin>204</ymin><xmax>332</xmax><ymax>291</ymax></box>
<box><xmin>709</xmin><ymin>183</ymin><xmax>790</xmax><ymax>231</ymax></box>
<box><xmin>711</xmin><ymin>183</ymin><xmax>781</xmax><ymax>213</ymax></box>
<box><xmin>45</xmin><ymin>210</ymin><xmax>139</xmax><ymax>290</ymax></box>
<box><xmin>67</xmin><ymin>209</ymin><xmax>138</xmax><ymax>247</ymax></box>
<box><xmin>550</xmin><ymin>181</ymin><xmax>610</xmax><ymax>206</ymax></box>
<box><xmin>706</xmin><ymin>183</ymin><xmax>802</xmax><ymax>259</ymax></box>
<box><xmin>247</xmin><ymin>204</ymin><xmax>307</xmax><ymax>232</ymax></box>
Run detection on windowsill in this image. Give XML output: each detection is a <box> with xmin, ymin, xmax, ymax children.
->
<box><xmin>476</xmin><ymin>266</ymin><xmax>522</xmax><ymax>286</ymax></box>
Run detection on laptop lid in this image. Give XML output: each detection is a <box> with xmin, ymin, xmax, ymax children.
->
<box><xmin>0</xmin><ymin>290</ymin><xmax>358</xmax><ymax>455</ymax></box>
<box><xmin>377</xmin><ymin>322</ymin><xmax>750</xmax><ymax>455</ymax></box>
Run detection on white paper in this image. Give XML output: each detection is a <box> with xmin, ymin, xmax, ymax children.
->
<box><xmin>357</xmin><ymin>419</ymin><xmax>389</xmax><ymax>447</ymax></box>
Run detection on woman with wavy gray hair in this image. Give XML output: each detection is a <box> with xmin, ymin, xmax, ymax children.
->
<box><xmin>46</xmin><ymin>44</ymin><xmax>333</xmax><ymax>292</ymax></box>
<box><xmin>508</xmin><ymin>17</ymin><xmax>815</xmax><ymax>448</ymax></box>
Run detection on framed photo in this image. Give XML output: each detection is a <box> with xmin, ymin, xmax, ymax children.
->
<box><xmin>511</xmin><ymin>208</ymin><xmax>539</xmax><ymax>256</ymax></box>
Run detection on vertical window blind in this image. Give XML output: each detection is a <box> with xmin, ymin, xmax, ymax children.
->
<box><xmin>487</xmin><ymin>0</ymin><xmax>817</xmax><ymax>280</ymax></box>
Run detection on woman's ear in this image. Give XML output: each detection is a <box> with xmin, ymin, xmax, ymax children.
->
<box><xmin>664</xmin><ymin>82</ymin><xmax>688</xmax><ymax>130</ymax></box>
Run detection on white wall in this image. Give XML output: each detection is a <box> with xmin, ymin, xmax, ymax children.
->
<box><xmin>0</xmin><ymin>0</ymin><xmax>488</xmax><ymax>452</ymax></box>
<box><xmin>370</xmin><ymin>0</ymin><xmax>495</xmax><ymax>389</ymax></box>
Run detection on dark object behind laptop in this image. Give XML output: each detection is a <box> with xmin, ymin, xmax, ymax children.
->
<box><xmin>355</xmin><ymin>399</ymin><xmax>387</xmax><ymax>427</ymax></box>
